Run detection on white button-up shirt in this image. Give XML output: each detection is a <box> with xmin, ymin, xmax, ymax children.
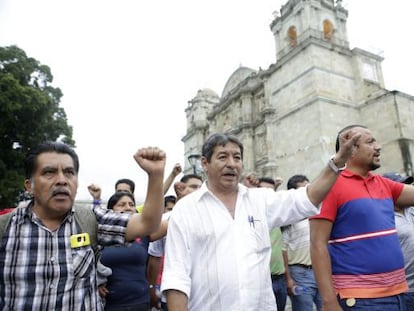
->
<box><xmin>162</xmin><ymin>183</ymin><xmax>318</xmax><ymax>311</ymax></box>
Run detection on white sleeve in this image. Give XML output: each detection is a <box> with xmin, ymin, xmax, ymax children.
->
<box><xmin>264</xmin><ymin>186</ymin><xmax>318</xmax><ymax>229</ymax></box>
<box><xmin>160</xmin><ymin>208</ymin><xmax>192</xmax><ymax>298</ymax></box>
<box><xmin>148</xmin><ymin>238</ymin><xmax>164</xmax><ymax>257</ymax></box>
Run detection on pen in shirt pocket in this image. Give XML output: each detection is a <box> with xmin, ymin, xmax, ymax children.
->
<box><xmin>248</xmin><ymin>215</ymin><xmax>262</xmax><ymax>228</ymax></box>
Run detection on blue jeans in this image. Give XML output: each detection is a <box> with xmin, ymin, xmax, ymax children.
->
<box><xmin>288</xmin><ymin>265</ymin><xmax>322</xmax><ymax>311</ymax></box>
<box><xmin>271</xmin><ymin>273</ymin><xmax>287</xmax><ymax>310</ymax></box>
<box><xmin>402</xmin><ymin>292</ymin><xmax>414</xmax><ymax>310</ymax></box>
<box><xmin>338</xmin><ymin>294</ymin><xmax>406</xmax><ymax>310</ymax></box>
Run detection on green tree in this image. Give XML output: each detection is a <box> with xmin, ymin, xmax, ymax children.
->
<box><xmin>0</xmin><ymin>45</ymin><xmax>75</xmax><ymax>208</ymax></box>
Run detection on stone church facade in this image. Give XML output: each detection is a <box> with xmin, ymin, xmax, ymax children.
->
<box><xmin>182</xmin><ymin>0</ymin><xmax>414</xmax><ymax>183</ymax></box>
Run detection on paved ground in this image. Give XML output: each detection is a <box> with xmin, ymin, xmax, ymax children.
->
<box><xmin>285</xmin><ymin>297</ymin><xmax>292</xmax><ymax>310</ymax></box>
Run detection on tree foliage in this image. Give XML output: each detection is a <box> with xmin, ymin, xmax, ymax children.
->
<box><xmin>0</xmin><ymin>45</ymin><xmax>75</xmax><ymax>208</ymax></box>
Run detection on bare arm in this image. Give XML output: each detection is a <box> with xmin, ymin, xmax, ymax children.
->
<box><xmin>167</xmin><ymin>289</ymin><xmax>188</xmax><ymax>311</ymax></box>
<box><xmin>306</xmin><ymin>129</ymin><xmax>361</xmax><ymax>206</ymax></box>
<box><xmin>149</xmin><ymin>219</ymin><xmax>169</xmax><ymax>241</ymax></box>
<box><xmin>282</xmin><ymin>250</ymin><xmax>295</xmax><ymax>295</ymax></box>
<box><xmin>396</xmin><ymin>184</ymin><xmax>414</xmax><ymax>207</ymax></box>
<box><xmin>163</xmin><ymin>163</ymin><xmax>182</xmax><ymax>195</ymax></box>
<box><xmin>309</xmin><ymin>219</ymin><xmax>342</xmax><ymax>311</ymax></box>
<box><xmin>125</xmin><ymin>147</ymin><xmax>166</xmax><ymax>241</ymax></box>
<box><xmin>147</xmin><ymin>255</ymin><xmax>162</xmax><ymax>308</ymax></box>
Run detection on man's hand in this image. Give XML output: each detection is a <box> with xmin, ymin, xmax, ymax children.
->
<box><xmin>133</xmin><ymin>147</ymin><xmax>166</xmax><ymax>175</ymax></box>
<box><xmin>149</xmin><ymin>287</ymin><xmax>161</xmax><ymax>309</ymax></box>
<box><xmin>87</xmin><ymin>183</ymin><xmax>101</xmax><ymax>200</ymax></box>
<box><xmin>174</xmin><ymin>181</ymin><xmax>186</xmax><ymax>199</ymax></box>
<box><xmin>98</xmin><ymin>284</ymin><xmax>109</xmax><ymax>298</ymax></box>
<box><xmin>274</xmin><ymin>177</ymin><xmax>283</xmax><ymax>190</ymax></box>
<box><xmin>242</xmin><ymin>173</ymin><xmax>259</xmax><ymax>188</ymax></box>
<box><xmin>334</xmin><ymin>129</ymin><xmax>362</xmax><ymax>166</ymax></box>
<box><xmin>171</xmin><ymin>163</ymin><xmax>182</xmax><ymax>177</ymax></box>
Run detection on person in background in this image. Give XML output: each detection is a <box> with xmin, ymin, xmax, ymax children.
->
<box><xmin>258</xmin><ymin>176</ymin><xmax>287</xmax><ymax>311</ymax></box>
<box><xmin>283</xmin><ymin>174</ymin><xmax>322</xmax><ymax>311</ymax></box>
<box><xmin>115</xmin><ymin>178</ymin><xmax>136</xmax><ymax>194</ymax></box>
<box><xmin>99</xmin><ymin>191</ymin><xmax>151</xmax><ymax>311</ymax></box>
<box><xmin>162</xmin><ymin>131</ymin><xmax>359</xmax><ymax>311</ymax></box>
<box><xmin>164</xmin><ymin>195</ymin><xmax>176</xmax><ymax>213</ymax></box>
<box><xmin>148</xmin><ymin>174</ymin><xmax>203</xmax><ymax>311</ymax></box>
<box><xmin>172</xmin><ymin>174</ymin><xmax>204</xmax><ymax>200</ymax></box>
<box><xmin>89</xmin><ymin>164</ymin><xmax>182</xmax><ymax>213</ymax></box>
<box><xmin>310</xmin><ymin>124</ymin><xmax>414</xmax><ymax>311</ymax></box>
<box><xmin>88</xmin><ymin>179</ymin><xmax>135</xmax><ymax>208</ymax></box>
<box><xmin>259</xmin><ymin>176</ymin><xmax>283</xmax><ymax>191</ymax></box>
<box><xmin>0</xmin><ymin>141</ymin><xmax>165</xmax><ymax>310</ymax></box>
<box><xmin>162</xmin><ymin>163</ymin><xmax>183</xmax><ymax>196</ymax></box>
<box><xmin>383</xmin><ymin>172</ymin><xmax>414</xmax><ymax>310</ymax></box>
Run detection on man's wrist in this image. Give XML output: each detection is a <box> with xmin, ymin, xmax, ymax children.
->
<box><xmin>328</xmin><ymin>155</ymin><xmax>346</xmax><ymax>174</ymax></box>
<box><xmin>93</xmin><ymin>199</ymin><xmax>101</xmax><ymax>205</ymax></box>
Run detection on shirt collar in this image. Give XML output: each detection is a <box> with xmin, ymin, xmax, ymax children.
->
<box><xmin>193</xmin><ymin>181</ymin><xmax>247</xmax><ymax>202</ymax></box>
<box><xmin>341</xmin><ymin>169</ymin><xmax>376</xmax><ymax>181</ymax></box>
<box><xmin>16</xmin><ymin>200</ymin><xmax>75</xmax><ymax>225</ymax></box>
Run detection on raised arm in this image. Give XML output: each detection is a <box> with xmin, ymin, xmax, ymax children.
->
<box><xmin>87</xmin><ymin>183</ymin><xmax>102</xmax><ymax>205</ymax></box>
<box><xmin>309</xmin><ymin>219</ymin><xmax>342</xmax><ymax>311</ymax></box>
<box><xmin>125</xmin><ymin>147</ymin><xmax>166</xmax><ymax>241</ymax></box>
<box><xmin>306</xmin><ymin>129</ymin><xmax>361</xmax><ymax>206</ymax></box>
<box><xmin>163</xmin><ymin>163</ymin><xmax>182</xmax><ymax>195</ymax></box>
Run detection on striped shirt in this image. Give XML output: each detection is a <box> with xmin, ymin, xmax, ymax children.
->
<box><xmin>0</xmin><ymin>204</ymin><xmax>130</xmax><ymax>311</ymax></box>
<box><xmin>312</xmin><ymin>170</ymin><xmax>407</xmax><ymax>298</ymax></box>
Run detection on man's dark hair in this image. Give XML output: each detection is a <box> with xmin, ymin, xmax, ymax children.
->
<box><xmin>164</xmin><ymin>195</ymin><xmax>177</xmax><ymax>206</ymax></box>
<box><xmin>25</xmin><ymin>141</ymin><xmax>79</xmax><ymax>179</ymax></box>
<box><xmin>335</xmin><ymin>124</ymin><xmax>367</xmax><ymax>152</ymax></box>
<box><xmin>258</xmin><ymin>177</ymin><xmax>275</xmax><ymax>186</ymax></box>
<box><xmin>202</xmin><ymin>133</ymin><xmax>243</xmax><ymax>162</ymax></box>
<box><xmin>287</xmin><ymin>174</ymin><xmax>309</xmax><ymax>190</ymax></box>
<box><xmin>107</xmin><ymin>191</ymin><xmax>136</xmax><ymax>210</ymax></box>
<box><xmin>180</xmin><ymin>174</ymin><xmax>203</xmax><ymax>183</ymax></box>
<box><xmin>115</xmin><ymin>178</ymin><xmax>135</xmax><ymax>194</ymax></box>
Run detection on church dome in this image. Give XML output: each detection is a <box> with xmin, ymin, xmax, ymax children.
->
<box><xmin>194</xmin><ymin>88</ymin><xmax>219</xmax><ymax>100</ymax></box>
<box><xmin>222</xmin><ymin>66</ymin><xmax>257</xmax><ymax>98</ymax></box>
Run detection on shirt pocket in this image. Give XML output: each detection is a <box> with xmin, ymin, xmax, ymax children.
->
<box><xmin>71</xmin><ymin>247</ymin><xmax>95</xmax><ymax>280</ymax></box>
<box><xmin>247</xmin><ymin>216</ymin><xmax>270</xmax><ymax>253</ymax></box>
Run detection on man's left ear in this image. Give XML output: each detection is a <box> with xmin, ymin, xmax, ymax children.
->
<box><xmin>24</xmin><ymin>179</ymin><xmax>34</xmax><ymax>195</ymax></box>
<box><xmin>201</xmin><ymin>157</ymin><xmax>208</xmax><ymax>169</ymax></box>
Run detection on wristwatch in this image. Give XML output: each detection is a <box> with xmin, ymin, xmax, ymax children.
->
<box><xmin>328</xmin><ymin>155</ymin><xmax>346</xmax><ymax>174</ymax></box>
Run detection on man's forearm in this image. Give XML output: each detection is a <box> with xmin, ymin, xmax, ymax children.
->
<box><xmin>306</xmin><ymin>165</ymin><xmax>340</xmax><ymax>206</ymax></box>
<box><xmin>311</xmin><ymin>244</ymin><xmax>339</xmax><ymax>306</ymax></box>
<box><xmin>167</xmin><ymin>289</ymin><xmax>188</xmax><ymax>311</ymax></box>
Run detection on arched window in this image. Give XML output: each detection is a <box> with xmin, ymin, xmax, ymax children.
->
<box><xmin>288</xmin><ymin>26</ymin><xmax>297</xmax><ymax>47</ymax></box>
<box><xmin>323</xmin><ymin>20</ymin><xmax>334</xmax><ymax>40</ymax></box>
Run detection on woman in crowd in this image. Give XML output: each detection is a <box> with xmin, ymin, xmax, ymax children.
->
<box><xmin>99</xmin><ymin>191</ymin><xmax>167</xmax><ymax>311</ymax></box>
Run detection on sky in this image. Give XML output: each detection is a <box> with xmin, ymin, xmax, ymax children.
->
<box><xmin>1</xmin><ymin>0</ymin><xmax>413</xmax><ymax>202</ymax></box>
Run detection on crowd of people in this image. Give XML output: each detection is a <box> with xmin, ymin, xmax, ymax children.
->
<box><xmin>1</xmin><ymin>124</ymin><xmax>414</xmax><ymax>311</ymax></box>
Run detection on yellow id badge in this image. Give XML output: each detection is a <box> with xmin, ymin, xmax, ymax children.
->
<box><xmin>70</xmin><ymin>233</ymin><xmax>91</xmax><ymax>248</ymax></box>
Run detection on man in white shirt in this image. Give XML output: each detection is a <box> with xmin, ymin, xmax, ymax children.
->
<box><xmin>147</xmin><ymin>174</ymin><xmax>203</xmax><ymax>310</ymax></box>
<box><xmin>162</xmin><ymin>132</ymin><xmax>359</xmax><ymax>311</ymax></box>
